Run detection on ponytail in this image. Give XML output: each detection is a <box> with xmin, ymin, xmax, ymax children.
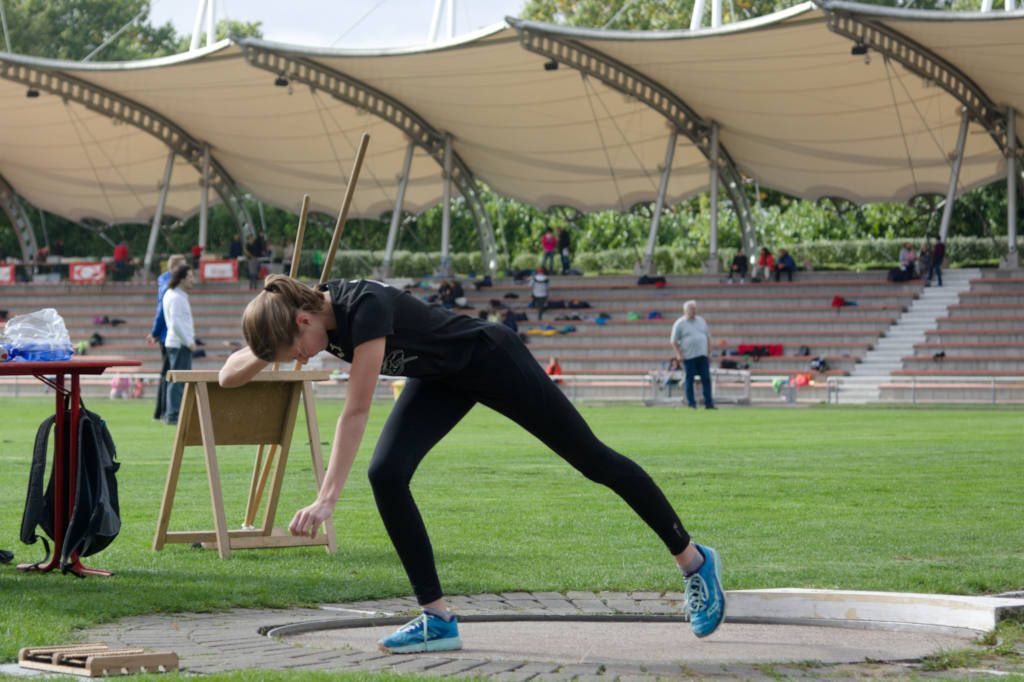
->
<box><xmin>168</xmin><ymin>265</ymin><xmax>191</xmax><ymax>289</ymax></box>
<box><xmin>242</xmin><ymin>274</ymin><xmax>327</xmax><ymax>361</ymax></box>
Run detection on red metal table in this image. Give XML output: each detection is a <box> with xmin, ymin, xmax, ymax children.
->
<box><xmin>0</xmin><ymin>359</ymin><xmax>140</xmax><ymax>576</ymax></box>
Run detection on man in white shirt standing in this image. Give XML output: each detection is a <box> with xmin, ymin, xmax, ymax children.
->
<box><xmin>671</xmin><ymin>300</ymin><xmax>714</xmax><ymax>409</ymax></box>
<box><xmin>162</xmin><ymin>265</ymin><xmax>195</xmax><ymax>425</ymax></box>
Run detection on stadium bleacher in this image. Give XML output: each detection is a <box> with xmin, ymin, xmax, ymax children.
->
<box><xmin>879</xmin><ymin>269</ymin><xmax>1024</xmax><ymax>404</ymax></box>
<box><xmin>10</xmin><ymin>268</ymin><xmax>1017</xmax><ymax>404</ymax></box>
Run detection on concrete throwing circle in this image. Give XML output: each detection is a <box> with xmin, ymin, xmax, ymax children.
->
<box><xmin>275</xmin><ymin>616</ymin><xmax>974</xmax><ymax>667</ymax></box>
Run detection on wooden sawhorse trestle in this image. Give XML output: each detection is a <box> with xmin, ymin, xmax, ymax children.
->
<box><xmin>153</xmin><ymin>369</ymin><xmax>337</xmax><ymax>558</ymax></box>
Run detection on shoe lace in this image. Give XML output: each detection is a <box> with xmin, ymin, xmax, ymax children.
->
<box><xmin>398</xmin><ymin>613</ymin><xmax>429</xmax><ymax>642</ymax></box>
<box><xmin>685</xmin><ymin>574</ymin><xmax>709</xmax><ymax>614</ymax></box>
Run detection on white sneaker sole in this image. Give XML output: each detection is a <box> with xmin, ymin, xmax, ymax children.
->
<box><xmin>378</xmin><ymin>636</ymin><xmax>463</xmax><ymax>654</ymax></box>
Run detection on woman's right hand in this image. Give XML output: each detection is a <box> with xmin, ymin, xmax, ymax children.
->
<box><xmin>288</xmin><ymin>498</ymin><xmax>335</xmax><ymax>538</ymax></box>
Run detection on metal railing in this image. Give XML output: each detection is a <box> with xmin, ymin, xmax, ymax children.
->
<box><xmin>827</xmin><ymin>375</ymin><xmax>1024</xmax><ymax>405</ymax></box>
<box><xmin>894</xmin><ymin>375</ymin><xmax>1024</xmax><ymax>406</ymax></box>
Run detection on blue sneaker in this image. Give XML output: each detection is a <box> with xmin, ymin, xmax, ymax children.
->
<box><xmin>377</xmin><ymin>612</ymin><xmax>462</xmax><ymax>654</ymax></box>
<box><xmin>685</xmin><ymin>544</ymin><xmax>726</xmax><ymax>638</ymax></box>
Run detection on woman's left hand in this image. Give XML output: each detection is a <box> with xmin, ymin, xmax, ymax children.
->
<box><xmin>288</xmin><ymin>498</ymin><xmax>335</xmax><ymax>538</ymax></box>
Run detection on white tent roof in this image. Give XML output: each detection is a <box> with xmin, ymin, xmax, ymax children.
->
<box><xmin>0</xmin><ymin>1</ymin><xmax>1022</xmax><ymax>232</ymax></box>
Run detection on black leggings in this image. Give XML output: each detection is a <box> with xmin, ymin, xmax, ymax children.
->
<box><xmin>367</xmin><ymin>325</ymin><xmax>691</xmax><ymax>605</ymax></box>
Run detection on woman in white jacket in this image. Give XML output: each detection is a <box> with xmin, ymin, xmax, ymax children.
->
<box><xmin>162</xmin><ymin>265</ymin><xmax>194</xmax><ymax>425</ymax></box>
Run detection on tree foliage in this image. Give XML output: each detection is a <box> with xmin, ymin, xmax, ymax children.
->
<box><xmin>0</xmin><ymin>0</ymin><xmax>178</xmax><ymax>60</ymax></box>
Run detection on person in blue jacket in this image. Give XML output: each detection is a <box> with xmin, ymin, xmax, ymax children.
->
<box><xmin>774</xmin><ymin>249</ymin><xmax>797</xmax><ymax>282</ymax></box>
<box><xmin>146</xmin><ymin>254</ymin><xmax>187</xmax><ymax>421</ymax></box>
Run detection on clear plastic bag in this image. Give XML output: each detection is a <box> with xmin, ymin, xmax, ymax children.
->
<box><xmin>0</xmin><ymin>308</ymin><xmax>74</xmax><ymax>362</ymax></box>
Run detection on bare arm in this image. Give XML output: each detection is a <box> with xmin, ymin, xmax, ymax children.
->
<box><xmin>288</xmin><ymin>336</ymin><xmax>386</xmax><ymax>538</ymax></box>
<box><xmin>218</xmin><ymin>346</ymin><xmax>269</xmax><ymax>388</ymax></box>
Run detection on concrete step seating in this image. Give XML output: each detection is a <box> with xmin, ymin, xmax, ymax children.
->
<box><xmin>958</xmin><ymin>289</ymin><xmax>1024</xmax><ymax>305</ymax></box>
<box><xmin>2</xmin><ymin>272</ymin><xmax>916</xmax><ymax>401</ymax></box>
<box><xmin>878</xmin><ymin>270</ymin><xmax>1024</xmax><ymax>404</ymax></box>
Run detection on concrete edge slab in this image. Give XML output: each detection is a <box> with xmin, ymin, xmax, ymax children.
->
<box><xmin>727</xmin><ymin>589</ymin><xmax>1024</xmax><ymax>634</ymax></box>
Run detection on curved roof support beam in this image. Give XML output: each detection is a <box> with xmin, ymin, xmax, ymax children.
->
<box><xmin>822</xmin><ymin>7</ymin><xmax>1024</xmax><ymax>190</ymax></box>
<box><xmin>509</xmin><ymin>22</ymin><xmax>757</xmax><ymax>257</ymax></box>
<box><xmin>0</xmin><ymin>58</ymin><xmax>256</xmax><ymax>240</ymax></box>
<box><xmin>239</xmin><ymin>44</ymin><xmax>499</xmax><ymax>275</ymax></box>
<box><xmin>0</xmin><ymin>173</ymin><xmax>39</xmax><ymax>263</ymax></box>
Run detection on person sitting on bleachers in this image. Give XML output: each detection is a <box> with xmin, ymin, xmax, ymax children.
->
<box><xmin>774</xmin><ymin>249</ymin><xmax>797</xmax><ymax>282</ymax></box>
<box><xmin>728</xmin><ymin>248</ymin><xmax>748</xmax><ymax>283</ymax></box>
<box><xmin>661</xmin><ymin>357</ymin><xmax>683</xmax><ymax>397</ymax></box>
<box><xmin>755</xmin><ymin>247</ymin><xmax>774</xmax><ymax>282</ymax></box>
<box><xmin>546</xmin><ymin>356</ymin><xmax>563</xmax><ymax>384</ymax></box>
<box><xmin>899</xmin><ymin>242</ymin><xmax>917</xmax><ymax>277</ymax></box>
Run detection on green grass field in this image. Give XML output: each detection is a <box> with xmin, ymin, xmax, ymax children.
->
<box><xmin>0</xmin><ymin>397</ymin><xmax>1021</xmax><ymax>668</ymax></box>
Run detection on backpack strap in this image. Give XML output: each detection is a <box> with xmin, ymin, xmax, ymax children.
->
<box><xmin>21</xmin><ymin>413</ymin><xmax>58</xmax><ymax>564</ymax></box>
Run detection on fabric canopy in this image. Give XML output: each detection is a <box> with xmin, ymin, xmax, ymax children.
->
<box><xmin>0</xmin><ymin>1</ymin><xmax>1021</xmax><ymax>241</ymax></box>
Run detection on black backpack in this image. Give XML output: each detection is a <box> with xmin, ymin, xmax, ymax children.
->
<box><xmin>21</xmin><ymin>402</ymin><xmax>121</xmax><ymax>575</ymax></box>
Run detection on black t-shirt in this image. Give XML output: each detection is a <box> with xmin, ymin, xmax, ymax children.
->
<box><xmin>320</xmin><ymin>279</ymin><xmax>493</xmax><ymax>378</ymax></box>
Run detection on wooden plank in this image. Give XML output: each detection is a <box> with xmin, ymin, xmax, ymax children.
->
<box><xmin>260</xmin><ymin>382</ymin><xmax>302</xmax><ymax>534</ymax></box>
<box><xmin>195</xmin><ymin>381</ymin><xmax>231</xmax><ymax>559</ymax></box>
<box><xmin>225</xmin><ymin>534</ymin><xmax>330</xmax><ymax>549</ymax></box>
<box><xmin>163</xmin><ymin>528</ymin><xmax>271</xmax><ymax>543</ymax></box>
<box><xmin>167</xmin><ymin>369</ymin><xmax>332</xmax><ymax>383</ymax></box>
<box><xmin>84</xmin><ymin>651</ymin><xmax>178</xmax><ymax>676</ymax></box>
<box><xmin>303</xmin><ymin>380</ymin><xmax>337</xmax><ymax>553</ymax></box>
<box><xmin>21</xmin><ymin>644</ymin><xmax>111</xmax><ymax>663</ymax></box>
<box><xmin>151</xmin><ymin>383</ymin><xmax>196</xmax><ymax>551</ymax></box>
<box><xmin>55</xmin><ymin>648</ymin><xmax>144</xmax><ymax>662</ymax></box>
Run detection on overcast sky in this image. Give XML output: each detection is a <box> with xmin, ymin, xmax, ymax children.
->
<box><xmin>148</xmin><ymin>0</ymin><xmax>528</xmax><ymax>48</ymax></box>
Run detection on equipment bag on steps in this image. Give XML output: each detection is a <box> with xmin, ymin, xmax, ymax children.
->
<box><xmin>20</xmin><ymin>401</ymin><xmax>121</xmax><ymax>574</ymax></box>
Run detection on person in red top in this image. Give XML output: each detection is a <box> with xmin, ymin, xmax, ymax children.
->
<box><xmin>756</xmin><ymin>247</ymin><xmax>774</xmax><ymax>282</ymax></box>
<box><xmin>541</xmin><ymin>228</ymin><xmax>557</xmax><ymax>273</ymax></box>
<box><xmin>191</xmin><ymin>244</ymin><xmax>203</xmax><ymax>268</ymax></box>
<box><xmin>112</xmin><ymin>241</ymin><xmax>130</xmax><ymax>281</ymax></box>
<box><xmin>546</xmin><ymin>356</ymin><xmax>562</xmax><ymax>384</ymax></box>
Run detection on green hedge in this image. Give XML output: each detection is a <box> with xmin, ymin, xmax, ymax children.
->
<box><xmin>301</xmin><ymin>237</ymin><xmax>1022</xmax><ymax>279</ymax></box>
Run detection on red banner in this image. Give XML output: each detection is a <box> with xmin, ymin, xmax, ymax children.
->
<box><xmin>0</xmin><ymin>264</ymin><xmax>14</xmax><ymax>285</ymax></box>
<box><xmin>70</xmin><ymin>262</ymin><xmax>106</xmax><ymax>283</ymax></box>
<box><xmin>200</xmin><ymin>259</ymin><xmax>238</xmax><ymax>282</ymax></box>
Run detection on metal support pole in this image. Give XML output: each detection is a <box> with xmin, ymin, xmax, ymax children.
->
<box><xmin>446</xmin><ymin>0</ymin><xmax>455</xmax><ymax>40</ymax></box>
<box><xmin>690</xmin><ymin>0</ymin><xmax>706</xmax><ymax>30</ymax></box>
<box><xmin>643</xmin><ymin>130</ymin><xmax>677</xmax><ymax>276</ymax></box>
<box><xmin>144</xmin><ymin>151</ymin><xmax>176</xmax><ymax>275</ymax></box>
<box><xmin>381</xmin><ymin>140</ymin><xmax>415</xmax><ymax>277</ymax></box>
<box><xmin>439</xmin><ymin>132</ymin><xmax>453</xmax><ymax>276</ymax></box>
<box><xmin>429</xmin><ymin>0</ymin><xmax>443</xmax><ymax>42</ymax></box>
<box><xmin>0</xmin><ymin>0</ymin><xmax>11</xmax><ymax>52</ymax></box>
<box><xmin>711</xmin><ymin>0</ymin><xmax>723</xmax><ymax>27</ymax></box>
<box><xmin>198</xmin><ymin>144</ymin><xmax>210</xmax><ymax>252</ymax></box>
<box><xmin>704</xmin><ymin>121</ymin><xmax>722</xmax><ymax>273</ymax></box>
<box><xmin>981</xmin><ymin>0</ymin><xmax>994</xmax><ymax>10</ymax></box>
<box><xmin>189</xmin><ymin>0</ymin><xmax>208</xmax><ymax>51</ymax></box>
<box><xmin>205</xmin><ymin>0</ymin><xmax>215</xmax><ymax>47</ymax></box>
<box><xmin>938</xmin><ymin>107</ymin><xmax>970</xmax><ymax>242</ymax></box>
<box><xmin>1004</xmin><ymin>107</ymin><xmax>1020</xmax><ymax>268</ymax></box>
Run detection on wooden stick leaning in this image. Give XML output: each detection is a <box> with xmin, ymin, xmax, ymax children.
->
<box><xmin>243</xmin><ymin>194</ymin><xmax>311</xmax><ymax>528</ymax></box>
<box><xmin>319</xmin><ymin>132</ymin><xmax>371</xmax><ymax>285</ymax></box>
<box><xmin>243</xmin><ymin>132</ymin><xmax>371</xmax><ymax>528</ymax></box>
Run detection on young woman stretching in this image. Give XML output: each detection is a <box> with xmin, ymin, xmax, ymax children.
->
<box><xmin>219</xmin><ymin>275</ymin><xmax>725</xmax><ymax>653</ymax></box>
